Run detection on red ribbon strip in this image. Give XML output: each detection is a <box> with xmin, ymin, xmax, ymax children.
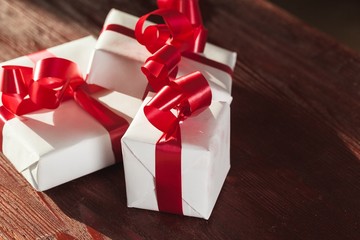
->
<box><xmin>100</xmin><ymin>1</ymin><xmax>221</xmax><ymax>214</ymax></box>
<box><xmin>144</xmin><ymin>71</ymin><xmax>212</xmax><ymax>214</ymax></box>
<box><xmin>102</xmin><ymin>24</ymin><xmax>135</xmax><ymax>39</ymax></box>
<box><xmin>135</xmin><ymin>0</ymin><xmax>214</xmax><ymax>215</ymax></box>
<box><xmin>74</xmin><ymin>84</ymin><xmax>129</xmax><ymax>162</ymax></box>
<box><xmin>103</xmin><ymin>24</ymin><xmax>233</xmax><ymax>77</ymax></box>
<box><xmin>0</xmin><ymin>57</ymin><xmax>128</xmax><ymax>161</ymax></box>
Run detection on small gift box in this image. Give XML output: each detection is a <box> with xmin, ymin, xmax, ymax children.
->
<box><xmin>0</xmin><ymin>36</ymin><xmax>142</xmax><ymax>191</ymax></box>
<box><xmin>87</xmin><ymin>9</ymin><xmax>236</xmax><ymax>103</ymax></box>
<box><xmin>122</xmin><ymin>88</ymin><xmax>230</xmax><ymax>219</ymax></box>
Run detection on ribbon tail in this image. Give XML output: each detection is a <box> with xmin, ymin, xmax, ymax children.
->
<box><xmin>74</xmin><ymin>85</ymin><xmax>129</xmax><ymax>162</ymax></box>
<box><xmin>155</xmin><ymin>126</ymin><xmax>183</xmax><ymax>215</ymax></box>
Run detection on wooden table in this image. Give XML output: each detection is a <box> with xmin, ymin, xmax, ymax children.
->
<box><xmin>1</xmin><ymin>0</ymin><xmax>360</xmax><ymax>239</ymax></box>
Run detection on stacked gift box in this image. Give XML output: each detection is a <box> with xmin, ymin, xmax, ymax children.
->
<box><xmin>0</xmin><ymin>1</ymin><xmax>236</xmax><ymax>220</ymax></box>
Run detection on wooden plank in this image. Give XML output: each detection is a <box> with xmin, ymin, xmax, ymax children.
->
<box><xmin>0</xmin><ymin>0</ymin><xmax>359</xmax><ymax>239</ymax></box>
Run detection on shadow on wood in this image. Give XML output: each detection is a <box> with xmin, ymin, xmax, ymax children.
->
<box><xmin>43</xmin><ymin>83</ymin><xmax>360</xmax><ymax>239</ymax></box>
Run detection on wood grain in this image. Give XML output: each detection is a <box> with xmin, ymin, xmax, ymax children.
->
<box><xmin>1</xmin><ymin>0</ymin><xmax>360</xmax><ymax>239</ymax></box>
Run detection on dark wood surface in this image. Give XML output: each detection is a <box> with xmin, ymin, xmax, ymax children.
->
<box><xmin>1</xmin><ymin>0</ymin><xmax>360</xmax><ymax>239</ymax></box>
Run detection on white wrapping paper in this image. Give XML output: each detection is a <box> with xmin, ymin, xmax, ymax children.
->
<box><xmin>88</xmin><ymin>9</ymin><xmax>237</xmax><ymax>103</ymax></box>
<box><xmin>0</xmin><ymin>36</ymin><xmax>142</xmax><ymax>191</ymax></box>
<box><xmin>121</xmin><ymin>96</ymin><xmax>230</xmax><ymax>219</ymax></box>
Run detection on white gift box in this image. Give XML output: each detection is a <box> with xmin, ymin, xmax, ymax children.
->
<box><xmin>87</xmin><ymin>9</ymin><xmax>237</xmax><ymax>103</ymax></box>
<box><xmin>0</xmin><ymin>36</ymin><xmax>142</xmax><ymax>191</ymax></box>
<box><xmin>121</xmin><ymin>96</ymin><xmax>230</xmax><ymax>219</ymax></box>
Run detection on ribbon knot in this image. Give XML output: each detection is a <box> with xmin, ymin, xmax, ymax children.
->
<box><xmin>141</xmin><ymin>44</ymin><xmax>181</xmax><ymax>92</ymax></box>
<box><xmin>144</xmin><ymin>71</ymin><xmax>211</xmax><ymax>135</ymax></box>
<box><xmin>1</xmin><ymin>58</ymin><xmax>83</xmax><ymax>115</ymax></box>
<box><xmin>30</xmin><ymin>58</ymin><xmax>84</xmax><ymax>109</ymax></box>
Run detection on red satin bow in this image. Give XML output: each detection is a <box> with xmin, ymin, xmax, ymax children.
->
<box><xmin>136</xmin><ymin>0</ymin><xmax>206</xmax><ymax>54</ymax></box>
<box><xmin>0</xmin><ymin>57</ymin><xmax>128</xmax><ymax>160</ymax></box>
<box><xmin>144</xmin><ymin>72</ymin><xmax>211</xmax><ymax>214</ymax></box>
<box><xmin>157</xmin><ymin>0</ymin><xmax>207</xmax><ymax>53</ymax></box>
<box><xmin>144</xmin><ymin>71</ymin><xmax>211</xmax><ymax>133</ymax></box>
<box><xmin>1</xmin><ymin>58</ymin><xmax>83</xmax><ymax>115</ymax></box>
<box><xmin>135</xmin><ymin>0</ymin><xmax>207</xmax><ymax>92</ymax></box>
<box><xmin>135</xmin><ymin>8</ymin><xmax>194</xmax><ymax>54</ymax></box>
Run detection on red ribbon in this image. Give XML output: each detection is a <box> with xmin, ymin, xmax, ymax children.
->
<box><xmin>100</xmin><ymin>1</ymin><xmax>221</xmax><ymax>214</ymax></box>
<box><xmin>135</xmin><ymin>0</ymin><xmax>208</xmax><ymax>93</ymax></box>
<box><xmin>157</xmin><ymin>0</ymin><xmax>207</xmax><ymax>53</ymax></box>
<box><xmin>141</xmin><ymin>44</ymin><xmax>180</xmax><ymax>92</ymax></box>
<box><xmin>0</xmin><ymin>57</ymin><xmax>128</xmax><ymax>161</ymax></box>
<box><xmin>144</xmin><ymin>71</ymin><xmax>212</xmax><ymax>214</ymax></box>
<box><xmin>1</xmin><ymin>66</ymin><xmax>39</xmax><ymax>116</ymax></box>
<box><xmin>103</xmin><ymin>24</ymin><xmax>233</xmax><ymax>77</ymax></box>
<box><xmin>0</xmin><ymin>50</ymin><xmax>56</xmax><ymax>151</ymax></box>
<box><xmin>135</xmin><ymin>0</ymin><xmax>213</xmax><ymax>215</ymax></box>
<box><xmin>135</xmin><ymin>8</ymin><xmax>195</xmax><ymax>54</ymax></box>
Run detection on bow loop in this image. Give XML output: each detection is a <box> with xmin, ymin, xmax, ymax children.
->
<box><xmin>157</xmin><ymin>0</ymin><xmax>207</xmax><ymax>52</ymax></box>
<box><xmin>144</xmin><ymin>84</ymin><xmax>183</xmax><ymax>134</ymax></box>
<box><xmin>141</xmin><ymin>44</ymin><xmax>181</xmax><ymax>92</ymax></box>
<box><xmin>157</xmin><ymin>0</ymin><xmax>203</xmax><ymax>26</ymax></box>
<box><xmin>171</xmin><ymin>71</ymin><xmax>211</xmax><ymax>117</ymax></box>
<box><xmin>0</xmin><ymin>66</ymin><xmax>38</xmax><ymax>115</ymax></box>
<box><xmin>29</xmin><ymin>58</ymin><xmax>84</xmax><ymax>109</ymax></box>
<box><xmin>144</xmin><ymin>71</ymin><xmax>211</xmax><ymax>137</ymax></box>
<box><xmin>0</xmin><ymin>57</ymin><xmax>85</xmax><ymax>113</ymax></box>
<box><xmin>141</xmin><ymin>24</ymin><xmax>171</xmax><ymax>54</ymax></box>
<box><xmin>135</xmin><ymin>9</ymin><xmax>194</xmax><ymax>54</ymax></box>
<box><xmin>136</xmin><ymin>0</ymin><xmax>207</xmax><ymax>94</ymax></box>
<box><xmin>33</xmin><ymin>57</ymin><xmax>82</xmax><ymax>81</ymax></box>
<box><xmin>1</xmin><ymin>66</ymin><xmax>33</xmax><ymax>96</ymax></box>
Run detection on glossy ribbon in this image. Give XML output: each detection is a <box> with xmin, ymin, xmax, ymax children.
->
<box><xmin>0</xmin><ymin>57</ymin><xmax>128</xmax><ymax>160</ymax></box>
<box><xmin>1</xmin><ymin>65</ymin><xmax>39</xmax><ymax>116</ymax></box>
<box><xmin>135</xmin><ymin>8</ymin><xmax>194</xmax><ymax>54</ymax></box>
<box><xmin>144</xmin><ymin>71</ymin><xmax>212</xmax><ymax>214</ymax></box>
<box><xmin>103</xmin><ymin>24</ymin><xmax>233</xmax><ymax>77</ymax></box>
<box><xmin>135</xmin><ymin>0</ymin><xmax>213</xmax><ymax>215</ymax></box>
<box><xmin>157</xmin><ymin>0</ymin><xmax>207</xmax><ymax>53</ymax></box>
<box><xmin>0</xmin><ymin>50</ymin><xmax>56</xmax><ymax>151</ymax></box>
<box><xmin>1</xmin><ymin>58</ymin><xmax>85</xmax><ymax>114</ymax></box>
<box><xmin>135</xmin><ymin>0</ymin><xmax>207</xmax><ymax>92</ymax></box>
